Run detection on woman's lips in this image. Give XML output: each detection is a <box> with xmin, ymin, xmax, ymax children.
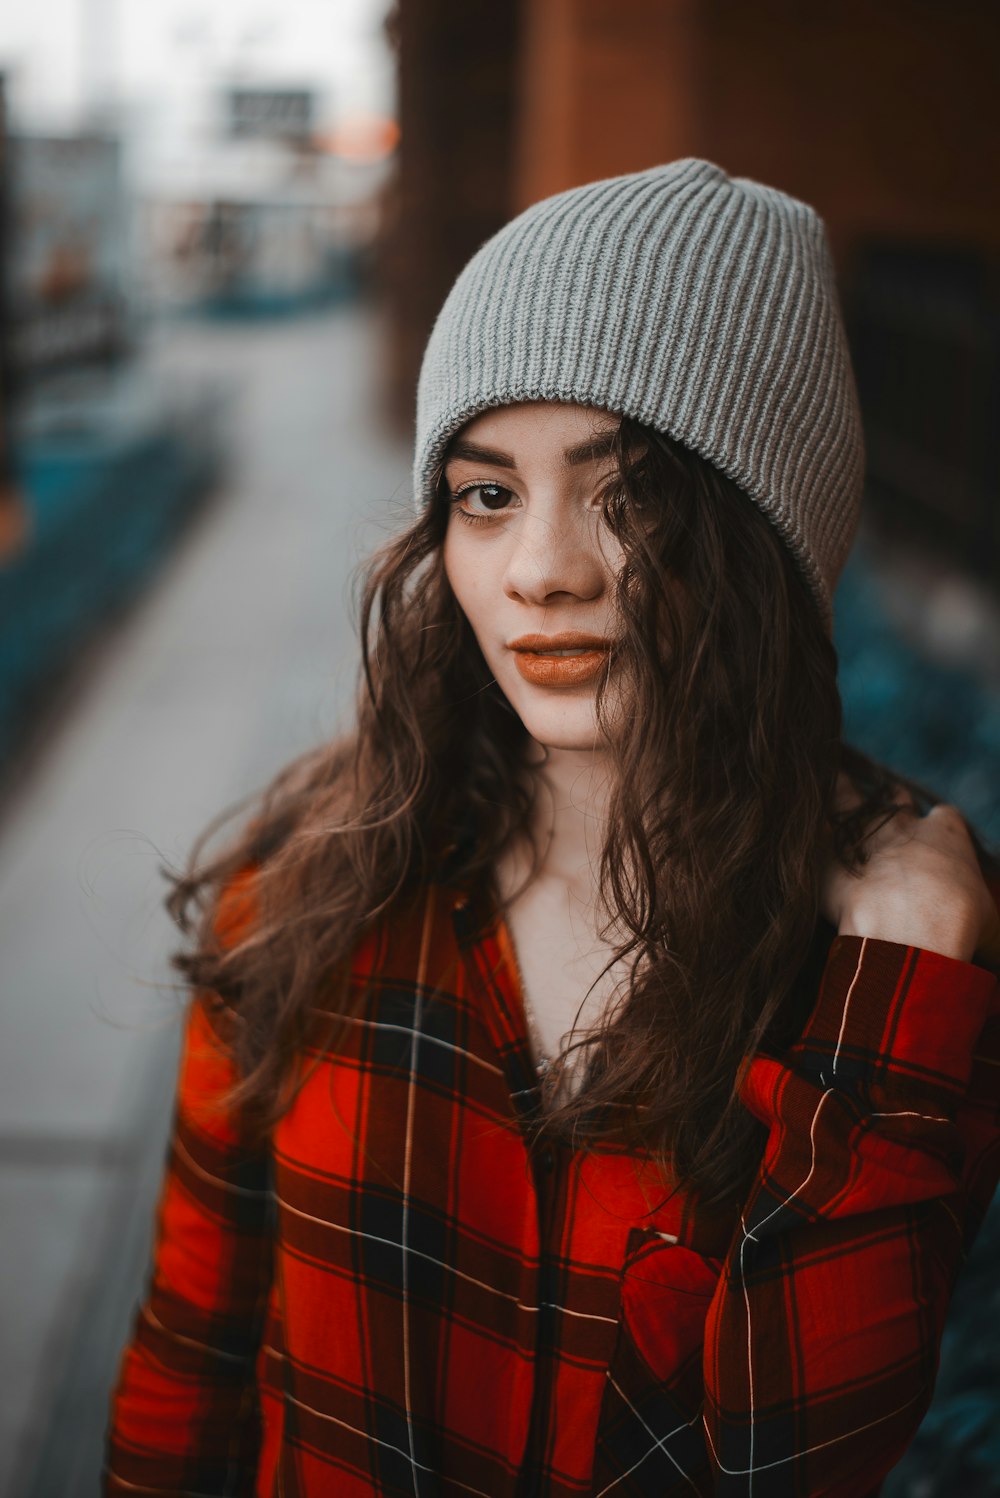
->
<box><xmin>513</xmin><ymin>650</ymin><xmax>611</xmax><ymax>685</ymax></box>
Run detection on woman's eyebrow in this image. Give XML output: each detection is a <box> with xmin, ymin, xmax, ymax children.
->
<box><xmin>447</xmin><ymin>441</ymin><xmax>516</xmax><ymax>468</ymax></box>
<box><xmin>446</xmin><ymin>432</ymin><xmax>618</xmax><ymax>470</ymax></box>
<box><xmin>563</xmin><ymin>432</ymin><xmax>618</xmax><ymax>467</ymax></box>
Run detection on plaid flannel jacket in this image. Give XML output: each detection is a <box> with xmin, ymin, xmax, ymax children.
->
<box><xmin>105</xmin><ymin>867</ymin><xmax>1000</xmax><ymax>1497</ymax></box>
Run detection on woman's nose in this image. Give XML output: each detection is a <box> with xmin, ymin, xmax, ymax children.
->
<box><xmin>501</xmin><ymin>506</ymin><xmax>607</xmax><ymax>605</ymax></box>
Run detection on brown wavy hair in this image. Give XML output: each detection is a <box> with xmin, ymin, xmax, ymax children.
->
<box><xmin>166</xmin><ymin>415</ymin><xmax>1000</xmax><ymax>1212</ymax></box>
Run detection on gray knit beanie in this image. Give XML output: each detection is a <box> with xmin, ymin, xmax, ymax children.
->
<box><xmin>413</xmin><ymin>157</ymin><xmax>864</xmax><ymax>633</ymax></box>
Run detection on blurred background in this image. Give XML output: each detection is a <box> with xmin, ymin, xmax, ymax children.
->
<box><xmin>0</xmin><ymin>2</ymin><xmax>997</xmax><ymax>1494</ymax></box>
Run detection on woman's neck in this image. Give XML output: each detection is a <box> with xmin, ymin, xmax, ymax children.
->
<box><xmin>520</xmin><ymin>743</ymin><xmax>614</xmax><ymax>897</ymax></box>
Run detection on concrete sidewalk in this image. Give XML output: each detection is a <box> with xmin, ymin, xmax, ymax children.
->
<box><xmin>0</xmin><ymin>303</ymin><xmax>410</xmax><ymax>1496</ymax></box>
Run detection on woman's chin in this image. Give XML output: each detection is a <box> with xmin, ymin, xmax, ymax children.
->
<box><xmin>516</xmin><ymin>707</ymin><xmax>609</xmax><ymax>755</ymax></box>
<box><xmin>493</xmin><ymin>669</ymin><xmax>618</xmax><ymax>754</ymax></box>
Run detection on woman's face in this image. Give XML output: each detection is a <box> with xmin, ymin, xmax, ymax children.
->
<box><xmin>442</xmin><ymin>401</ymin><xmax>627</xmax><ymax>754</ymax></box>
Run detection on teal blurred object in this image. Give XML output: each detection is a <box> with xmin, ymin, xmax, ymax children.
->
<box><xmin>835</xmin><ymin>541</ymin><xmax>1000</xmax><ymax>845</ymax></box>
<box><xmin>834</xmin><ymin>539</ymin><xmax>1000</xmax><ymax>1497</ymax></box>
<box><xmin>0</xmin><ymin>366</ymin><xmax>228</xmax><ymax>764</ymax></box>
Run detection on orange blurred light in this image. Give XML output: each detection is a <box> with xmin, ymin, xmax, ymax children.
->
<box><xmin>322</xmin><ymin>115</ymin><xmax>400</xmax><ymax>163</ymax></box>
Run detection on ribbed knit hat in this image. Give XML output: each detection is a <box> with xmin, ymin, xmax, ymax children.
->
<box><xmin>413</xmin><ymin>157</ymin><xmax>864</xmax><ymax>632</ymax></box>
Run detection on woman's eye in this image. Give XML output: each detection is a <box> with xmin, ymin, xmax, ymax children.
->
<box><xmin>450</xmin><ymin>482</ymin><xmax>516</xmax><ymax>522</ymax></box>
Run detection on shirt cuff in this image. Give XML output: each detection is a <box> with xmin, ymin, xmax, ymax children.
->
<box><xmin>784</xmin><ymin>935</ymin><xmax>999</xmax><ymax>1101</ymax></box>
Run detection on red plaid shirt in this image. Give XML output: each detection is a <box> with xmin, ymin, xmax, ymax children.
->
<box><xmin>105</xmin><ymin>868</ymin><xmax>1000</xmax><ymax>1496</ymax></box>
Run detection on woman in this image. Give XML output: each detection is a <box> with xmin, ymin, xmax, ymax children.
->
<box><xmin>105</xmin><ymin>159</ymin><xmax>1000</xmax><ymax>1496</ymax></box>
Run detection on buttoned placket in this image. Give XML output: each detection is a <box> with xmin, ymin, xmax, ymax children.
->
<box><xmin>450</xmin><ymin>889</ymin><xmax>567</xmax><ymax>1491</ymax></box>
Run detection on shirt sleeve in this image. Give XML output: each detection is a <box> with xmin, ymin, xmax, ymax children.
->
<box><xmin>702</xmin><ymin>932</ymin><xmax>1000</xmax><ymax>1497</ymax></box>
<box><xmin>104</xmin><ymin>873</ymin><xmax>273</xmax><ymax>1496</ymax></box>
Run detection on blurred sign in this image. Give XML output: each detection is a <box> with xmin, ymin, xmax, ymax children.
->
<box><xmin>6</xmin><ymin>132</ymin><xmax>130</xmax><ymax>377</ymax></box>
<box><xmin>228</xmin><ymin>88</ymin><xmax>315</xmax><ymax>143</ymax></box>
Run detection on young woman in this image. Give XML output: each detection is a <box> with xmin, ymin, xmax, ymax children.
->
<box><xmin>105</xmin><ymin>159</ymin><xmax>1000</xmax><ymax>1497</ymax></box>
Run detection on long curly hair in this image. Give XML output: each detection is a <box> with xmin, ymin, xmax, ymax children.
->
<box><xmin>165</xmin><ymin>415</ymin><xmax>1000</xmax><ymax>1213</ymax></box>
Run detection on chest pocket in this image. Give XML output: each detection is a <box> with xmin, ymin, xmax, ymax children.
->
<box><xmin>590</xmin><ymin>1227</ymin><xmax>721</xmax><ymax>1495</ymax></box>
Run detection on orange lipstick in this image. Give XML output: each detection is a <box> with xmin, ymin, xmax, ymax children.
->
<box><xmin>509</xmin><ymin>632</ymin><xmax>613</xmax><ymax>687</ymax></box>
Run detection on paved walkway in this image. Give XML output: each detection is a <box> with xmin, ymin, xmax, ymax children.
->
<box><xmin>0</xmin><ymin>303</ymin><xmax>410</xmax><ymax>1496</ymax></box>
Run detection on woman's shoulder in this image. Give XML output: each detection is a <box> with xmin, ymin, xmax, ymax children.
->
<box><xmin>209</xmin><ymin>858</ymin><xmax>463</xmax><ymax>967</ymax></box>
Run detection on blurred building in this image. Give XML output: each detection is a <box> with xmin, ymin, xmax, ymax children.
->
<box><xmin>0</xmin><ymin>78</ymin><xmax>27</xmax><ymax>562</ymax></box>
<box><xmin>136</xmin><ymin>85</ymin><xmax>396</xmax><ymax>317</ymax></box>
<box><xmin>378</xmin><ymin>0</ymin><xmax>523</xmax><ymax>429</ymax></box>
<box><xmin>0</xmin><ymin>110</ymin><xmax>229</xmax><ymax>770</ymax></box>
<box><xmin>0</xmin><ymin>13</ymin><xmax>398</xmax><ymax>771</ymax></box>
